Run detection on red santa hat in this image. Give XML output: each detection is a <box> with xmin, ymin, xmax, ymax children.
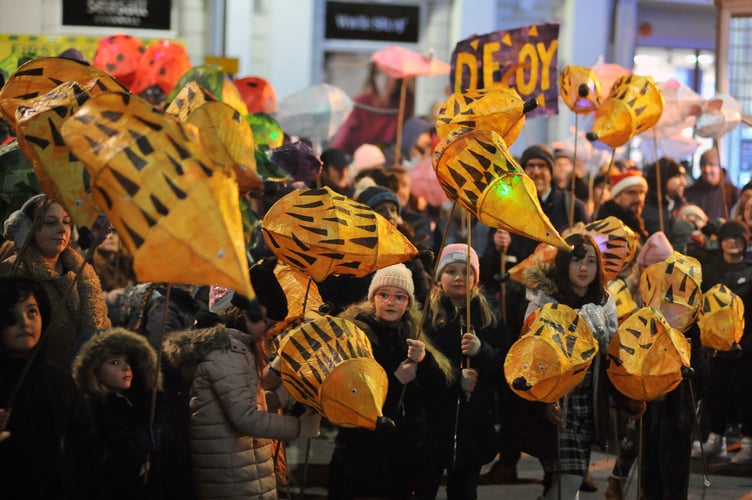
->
<box><xmin>610</xmin><ymin>169</ymin><xmax>648</xmax><ymax>197</ymax></box>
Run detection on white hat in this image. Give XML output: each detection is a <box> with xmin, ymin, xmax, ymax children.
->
<box><xmin>368</xmin><ymin>263</ymin><xmax>414</xmax><ymax>304</ymax></box>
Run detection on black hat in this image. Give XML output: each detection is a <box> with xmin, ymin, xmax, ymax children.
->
<box><xmin>356</xmin><ymin>186</ymin><xmax>401</xmax><ymax>215</ymax></box>
<box><xmin>231</xmin><ymin>257</ymin><xmax>288</xmax><ymax>321</ymax></box>
<box><xmin>519</xmin><ymin>144</ymin><xmax>554</xmax><ymax>173</ymax></box>
<box><xmin>320</xmin><ymin>148</ymin><xmax>351</xmax><ymax>170</ymax></box>
<box><xmin>718</xmin><ymin>220</ymin><xmax>750</xmax><ymax>248</ymax></box>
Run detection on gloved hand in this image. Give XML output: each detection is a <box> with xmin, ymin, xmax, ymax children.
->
<box><xmin>460</xmin><ymin>368</ymin><xmax>478</xmax><ymax>393</ymax></box>
<box><xmin>275</xmin><ymin>382</ymin><xmax>294</xmax><ymax>409</ymax></box>
<box><xmin>394</xmin><ymin>359</ymin><xmax>418</xmax><ymax>384</ymax></box>
<box><xmin>406</xmin><ymin>339</ymin><xmax>425</xmax><ymax>363</ymax></box>
<box><xmin>298</xmin><ymin>410</ymin><xmax>321</xmax><ymax>439</ymax></box>
<box><xmin>461</xmin><ymin>331</ymin><xmax>481</xmax><ymax>357</ymax></box>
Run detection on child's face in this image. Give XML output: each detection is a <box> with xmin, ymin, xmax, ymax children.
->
<box><xmin>372</xmin><ymin>286</ymin><xmax>410</xmax><ymax>324</ymax></box>
<box><xmin>439</xmin><ymin>262</ymin><xmax>471</xmax><ymax>303</ymax></box>
<box><xmin>1</xmin><ymin>294</ymin><xmax>43</xmax><ymax>357</ymax></box>
<box><xmin>569</xmin><ymin>243</ymin><xmax>598</xmax><ymax>297</ymax></box>
<box><xmin>97</xmin><ymin>355</ymin><xmax>133</xmax><ymax>393</ymax></box>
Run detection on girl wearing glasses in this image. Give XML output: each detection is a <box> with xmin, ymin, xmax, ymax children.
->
<box><xmin>424</xmin><ymin>243</ymin><xmax>507</xmax><ymax>499</ymax></box>
<box><xmin>328</xmin><ymin>263</ymin><xmax>453</xmax><ymax>499</ymax></box>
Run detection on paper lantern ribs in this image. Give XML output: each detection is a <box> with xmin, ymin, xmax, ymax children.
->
<box><xmin>435</xmin><ymin>87</ymin><xmax>535</xmax><ymax>144</ymax></box>
<box><xmin>698</xmin><ymin>284</ymin><xmax>744</xmax><ymax>352</ymax></box>
<box><xmin>587</xmin><ymin>74</ymin><xmax>664</xmax><ymax>148</ymax></box>
<box><xmin>261</xmin><ymin>186</ymin><xmax>418</xmax><ymax>282</ymax></box>
<box><xmin>277</xmin><ymin>316</ymin><xmax>391</xmax><ymax>430</ymax></box>
<box><xmin>607</xmin><ymin>308</ymin><xmax>691</xmax><ymax>401</ymax></box>
<box><xmin>60</xmin><ymin>91</ymin><xmax>253</xmax><ymax>299</ymax></box>
<box><xmin>504</xmin><ymin>302</ymin><xmax>599</xmax><ymax>403</ymax></box>
<box><xmin>433</xmin><ymin>128</ymin><xmax>571</xmax><ymax>251</ymax></box>
<box><xmin>582</xmin><ymin>217</ymin><xmax>639</xmax><ymax>282</ymax></box>
<box><xmin>639</xmin><ymin>251</ymin><xmax>702</xmax><ymax>332</ymax></box>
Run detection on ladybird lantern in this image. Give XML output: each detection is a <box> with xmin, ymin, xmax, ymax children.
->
<box><xmin>587</xmin><ymin>74</ymin><xmax>664</xmax><ymax>148</ymax></box>
<box><xmin>92</xmin><ymin>34</ymin><xmax>145</xmax><ymax>88</ymax></box>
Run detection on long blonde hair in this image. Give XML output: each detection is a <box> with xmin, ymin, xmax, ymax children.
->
<box><xmin>341</xmin><ymin>299</ymin><xmax>455</xmax><ymax>385</ymax></box>
<box><xmin>426</xmin><ymin>284</ymin><xmax>497</xmax><ymax>330</ymax></box>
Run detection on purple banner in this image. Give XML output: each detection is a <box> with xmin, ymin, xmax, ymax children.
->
<box><xmin>450</xmin><ymin>23</ymin><xmax>561</xmax><ymax>117</ymax></box>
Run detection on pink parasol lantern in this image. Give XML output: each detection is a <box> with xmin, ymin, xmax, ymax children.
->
<box><xmin>407</xmin><ymin>156</ymin><xmax>448</xmax><ymax>206</ymax></box>
<box><xmin>371</xmin><ymin>45</ymin><xmax>450</xmax><ymax>166</ymax></box>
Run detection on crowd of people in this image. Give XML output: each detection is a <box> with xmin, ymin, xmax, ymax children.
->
<box><xmin>1</xmin><ymin>63</ymin><xmax>751</xmax><ymax>500</ymax></box>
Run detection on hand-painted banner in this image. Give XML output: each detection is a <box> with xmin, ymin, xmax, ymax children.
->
<box><xmin>450</xmin><ymin>23</ymin><xmax>560</xmax><ymax>117</ymax></box>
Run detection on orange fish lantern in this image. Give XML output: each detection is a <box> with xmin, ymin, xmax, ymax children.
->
<box><xmin>504</xmin><ymin>303</ymin><xmax>599</xmax><ymax>403</ymax></box>
<box><xmin>166</xmin><ymin>81</ymin><xmax>262</xmax><ymax>193</ymax></box>
<box><xmin>261</xmin><ymin>187</ymin><xmax>418</xmax><ymax>282</ymax></box>
<box><xmin>697</xmin><ymin>284</ymin><xmax>744</xmax><ymax>351</ymax></box>
<box><xmin>13</xmin><ymin>81</ymin><xmax>105</xmax><ymax>231</ymax></box>
<box><xmin>606</xmin><ymin>307</ymin><xmax>691</xmax><ymax>401</ymax></box>
<box><xmin>435</xmin><ymin>87</ymin><xmax>535</xmax><ymax>144</ymax></box>
<box><xmin>0</xmin><ymin>56</ymin><xmax>128</xmax><ymax>129</ymax></box>
<box><xmin>607</xmin><ymin>278</ymin><xmax>638</xmax><ymax>323</ymax></box>
<box><xmin>433</xmin><ymin>128</ymin><xmax>571</xmax><ymax>251</ymax></box>
<box><xmin>61</xmin><ymin>91</ymin><xmax>253</xmax><ymax>299</ymax></box>
<box><xmin>559</xmin><ymin>65</ymin><xmax>601</xmax><ymax>114</ymax></box>
<box><xmin>583</xmin><ymin>217</ymin><xmax>639</xmax><ymax>281</ymax></box>
<box><xmin>587</xmin><ymin>74</ymin><xmax>664</xmax><ymax>148</ymax></box>
<box><xmin>639</xmin><ymin>251</ymin><xmax>702</xmax><ymax>332</ymax></box>
<box><xmin>277</xmin><ymin>316</ymin><xmax>391</xmax><ymax>430</ymax></box>
<box><xmin>92</xmin><ymin>34</ymin><xmax>145</xmax><ymax>88</ymax></box>
<box><xmin>507</xmin><ymin>243</ymin><xmax>558</xmax><ymax>286</ymax></box>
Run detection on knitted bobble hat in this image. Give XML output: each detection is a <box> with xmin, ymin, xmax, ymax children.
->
<box><xmin>368</xmin><ymin>263</ymin><xmax>414</xmax><ymax>304</ymax></box>
<box><xmin>435</xmin><ymin>243</ymin><xmax>480</xmax><ymax>286</ymax></box>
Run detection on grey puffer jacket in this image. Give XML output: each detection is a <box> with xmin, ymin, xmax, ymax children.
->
<box><xmin>163</xmin><ymin>327</ymin><xmax>301</xmax><ymax>500</ymax></box>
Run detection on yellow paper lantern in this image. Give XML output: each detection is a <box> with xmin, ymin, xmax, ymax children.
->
<box><xmin>435</xmin><ymin>87</ymin><xmax>533</xmax><ymax>144</ymax></box>
<box><xmin>583</xmin><ymin>217</ymin><xmax>640</xmax><ymax>281</ymax></box>
<box><xmin>559</xmin><ymin>65</ymin><xmax>602</xmax><ymax>114</ymax></box>
<box><xmin>607</xmin><ymin>278</ymin><xmax>638</xmax><ymax>323</ymax></box>
<box><xmin>433</xmin><ymin>128</ymin><xmax>571</xmax><ymax>251</ymax></box>
<box><xmin>698</xmin><ymin>283</ymin><xmax>745</xmax><ymax>351</ymax></box>
<box><xmin>61</xmin><ymin>91</ymin><xmax>253</xmax><ymax>299</ymax></box>
<box><xmin>14</xmin><ymin>81</ymin><xmax>103</xmax><ymax>230</ymax></box>
<box><xmin>607</xmin><ymin>308</ymin><xmax>691</xmax><ymax>401</ymax></box>
<box><xmin>639</xmin><ymin>251</ymin><xmax>702</xmax><ymax>332</ymax></box>
<box><xmin>277</xmin><ymin>316</ymin><xmax>389</xmax><ymax>430</ymax></box>
<box><xmin>504</xmin><ymin>303</ymin><xmax>599</xmax><ymax>403</ymax></box>
<box><xmin>587</xmin><ymin>74</ymin><xmax>664</xmax><ymax>148</ymax></box>
<box><xmin>261</xmin><ymin>186</ymin><xmax>418</xmax><ymax>282</ymax></box>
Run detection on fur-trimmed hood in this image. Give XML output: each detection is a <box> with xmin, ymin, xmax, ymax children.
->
<box><xmin>72</xmin><ymin>327</ymin><xmax>161</xmax><ymax>401</ymax></box>
<box><xmin>162</xmin><ymin>326</ymin><xmax>249</xmax><ymax>371</ymax></box>
<box><xmin>516</xmin><ymin>260</ymin><xmax>558</xmax><ymax>297</ymax></box>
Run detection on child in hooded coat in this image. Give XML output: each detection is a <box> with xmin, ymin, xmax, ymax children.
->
<box><xmin>72</xmin><ymin>327</ymin><xmax>163</xmax><ymax>500</ymax></box>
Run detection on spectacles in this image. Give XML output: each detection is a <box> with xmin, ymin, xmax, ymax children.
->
<box><xmin>374</xmin><ymin>291</ymin><xmax>409</xmax><ymax>304</ymax></box>
<box><xmin>525</xmin><ymin>161</ymin><xmax>549</xmax><ymax>170</ymax></box>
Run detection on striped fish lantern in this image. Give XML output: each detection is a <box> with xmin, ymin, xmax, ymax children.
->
<box><xmin>435</xmin><ymin>87</ymin><xmax>534</xmax><ymax>143</ymax></box>
<box><xmin>261</xmin><ymin>186</ymin><xmax>418</xmax><ymax>282</ymax></box>
<box><xmin>698</xmin><ymin>283</ymin><xmax>744</xmax><ymax>351</ymax></box>
<box><xmin>607</xmin><ymin>307</ymin><xmax>691</xmax><ymax>401</ymax></box>
<box><xmin>583</xmin><ymin>217</ymin><xmax>639</xmax><ymax>281</ymax></box>
<box><xmin>587</xmin><ymin>74</ymin><xmax>664</xmax><ymax>148</ymax></box>
<box><xmin>0</xmin><ymin>56</ymin><xmax>127</xmax><ymax>128</ymax></box>
<box><xmin>13</xmin><ymin>81</ymin><xmax>103</xmax><ymax>231</ymax></box>
<box><xmin>504</xmin><ymin>303</ymin><xmax>599</xmax><ymax>403</ymax></box>
<box><xmin>277</xmin><ymin>316</ymin><xmax>390</xmax><ymax>430</ymax></box>
<box><xmin>639</xmin><ymin>251</ymin><xmax>702</xmax><ymax>332</ymax></box>
<box><xmin>607</xmin><ymin>278</ymin><xmax>638</xmax><ymax>323</ymax></box>
<box><xmin>559</xmin><ymin>65</ymin><xmax>602</xmax><ymax>114</ymax></box>
<box><xmin>433</xmin><ymin>128</ymin><xmax>571</xmax><ymax>251</ymax></box>
<box><xmin>61</xmin><ymin>91</ymin><xmax>254</xmax><ymax>300</ymax></box>
<box><xmin>166</xmin><ymin>81</ymin><xmax>262</xmax><ymax>193</ymax></box>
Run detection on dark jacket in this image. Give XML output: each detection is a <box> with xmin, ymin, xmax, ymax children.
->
<box><xmin>423</xmin><ymin>295</ymin><xmax>506</xmax><ymax>470</ymax></box>
<box><xmin>0</xmin><ymin>355</ymin><xmax>98</xmax><ymax>500</ymax></box>
<box><xmin>595</xmin><ymin>199</ymin><xmax>649</xmax><ymax>243</ymax></box>
<box><xmin>684</xmin><ymin>178</ymin><xmax>738</xmax><ymax>220</ymax></box>
<box><xmin>329</xmin><ymin>312</ymin><xmax>446</xmax><ymax>500</ymax></box>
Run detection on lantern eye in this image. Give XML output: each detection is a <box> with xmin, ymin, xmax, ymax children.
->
<box><xmin>351</xmin><ymin>387</ymin><xmax>358</xmax><ymax>394</ymax></box>
<box><xmin>522</xmin><ymin>363</ymin><xmax>529</xmax><ymax>369</ymax></box>
<box><xmin>539</xmin><ymin>365</ymin><xmax>546</xmax><ymax>371</ymax></box>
